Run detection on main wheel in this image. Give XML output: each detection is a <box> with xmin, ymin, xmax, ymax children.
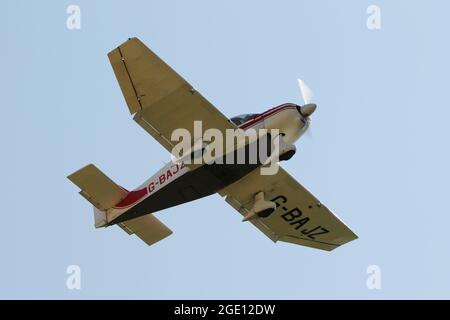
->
<box><xmin>256</xmin><ymin>207</ymin><xmax>275</xmax><ymax>218</ymax></box>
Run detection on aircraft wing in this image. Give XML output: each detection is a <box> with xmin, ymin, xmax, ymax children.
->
<box><xmin>108</xmin><ymin>37</ymin><xmax>236</xmax><ymax>159</ymax></box>
<box><xmin>218</xmin><ymin>166</ymin><xmax>358</xmax><ymax>251</ymax></box>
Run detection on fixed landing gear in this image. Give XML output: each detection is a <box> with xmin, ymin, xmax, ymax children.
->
<box><xmin>243</xmin><ymin>191</ymin><xmax>276</xmax><ymax>221</ymax></box>
<box><xmin>277</xmin><ymin>134</ymin><xmax>296</xmax><ymax>162</ymax></box>
<box><xmin>279</xmin><ymin>149</ymin><xmax>296</xmax><ymax>161</ymax></box>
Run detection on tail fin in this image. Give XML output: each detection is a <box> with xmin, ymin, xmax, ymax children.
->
<box><xmin>68</xmin><ymin>164</ymin><xmax>128</xmax><ymax>227</ymax></box>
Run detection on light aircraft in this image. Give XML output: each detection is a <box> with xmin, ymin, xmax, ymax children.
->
<box><xmin>68</xmin><ymin>38</ymin><xmax>357</xmax><ymax>251</ymax></box>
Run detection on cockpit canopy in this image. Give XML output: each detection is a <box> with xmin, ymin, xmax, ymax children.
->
<box><xmin>230</xmin><ymin>113</ymin><xmax>259</xmax><ymax>126</ymax></box>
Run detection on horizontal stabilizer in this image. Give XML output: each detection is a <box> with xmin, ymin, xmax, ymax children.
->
<box><xmin>119</xmin><ymin>214</ymin><xmax>173</xmax><ymax>246</ymax></box>
<box><xmin>68</xmin><ymin>164</ymin><xmax>127</xmax><ymax>211</ymax></box>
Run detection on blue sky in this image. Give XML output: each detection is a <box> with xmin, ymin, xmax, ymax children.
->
<box><xmin>1</xmin><ymin>0</ymin><xmax>449</xmax><ymax>299</ymax></box>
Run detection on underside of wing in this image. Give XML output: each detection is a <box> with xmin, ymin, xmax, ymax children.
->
<box><xmin>219</xmin><ymin>166</ymin><xmax>358</xmax><ymax>251</ymax></box>
<box><xmin>108</xmin><ymin>37</ymin><xmax>236</xmax><ymax>156</ymax></box>
<box><xmin>118</xmin><ymin>214</ymin><xmax>172</xmax><ymax>246</ymax></box>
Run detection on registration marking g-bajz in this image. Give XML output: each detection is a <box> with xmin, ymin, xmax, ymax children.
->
<box><xmin>271</xmin><ymin>195</ymin><xmax>329</xmax><ymax>240</ymax></box>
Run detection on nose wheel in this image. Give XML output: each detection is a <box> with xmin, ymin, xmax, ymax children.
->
<box><xmin>275</xmin><ymin>135</ymin><xmax>296</xmax><ymax>162</ymax></box>
<box><xmin>279</xmin><ymin>149</ymin><xmax>296</xmax><ymax>161</ymax></box>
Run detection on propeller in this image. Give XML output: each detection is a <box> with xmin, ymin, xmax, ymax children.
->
<box><xmin>297</xmin><ymin>79</ymin><xmax>317</xmax><ymax>138</ymax></box>
<box><xmin>297</xmin><ymin>79</ymin><xmax>317</xmax><ymax>117</ymax></box>
<box><xmin>298</xmin><ymin>79</ymin><xmax>313</xmax><ymax>104</ymax></box>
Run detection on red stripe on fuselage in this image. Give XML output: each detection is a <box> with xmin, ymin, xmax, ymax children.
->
<box><xmin>114</xmin><ymin>188</ymin><xmax>148</xmax><ymax>208</ymax></box>
<box><xmin>240</xmin><ymin>103</ymin><xmax>297</xmax><ymax>129</ymax></box>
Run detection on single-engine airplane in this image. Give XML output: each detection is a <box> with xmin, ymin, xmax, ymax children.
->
<box><xmin>68</xmin><ymin>38</ymin><xmax>357</xmax><ymax>251</ymax></box>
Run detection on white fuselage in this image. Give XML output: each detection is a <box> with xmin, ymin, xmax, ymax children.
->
<box><xmin>240</xmin><ymin>103</ymin><xmax>308</xmax><ymax>144</ymax></box>
<box><xmin>106</xmin><ymin>103</ymin><xmax>308</xmax><ymax>221</ymax></box>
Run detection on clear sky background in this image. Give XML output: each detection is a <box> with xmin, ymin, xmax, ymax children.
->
<box><xmin>1</xmin><ymin>0</ymin><xmax>449</xmax><ymax>299</ymax></box>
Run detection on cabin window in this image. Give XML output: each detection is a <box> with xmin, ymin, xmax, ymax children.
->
<box><xmin>230</xmin><ymin>114</ymin><xmax>258</xmax><ymax>126</ymax></box>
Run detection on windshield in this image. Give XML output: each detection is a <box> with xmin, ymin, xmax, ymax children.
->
<box><xmin>230</xmin><ymin>114</ymin><xmax>258</xmax><ymax>126</ymax></box>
